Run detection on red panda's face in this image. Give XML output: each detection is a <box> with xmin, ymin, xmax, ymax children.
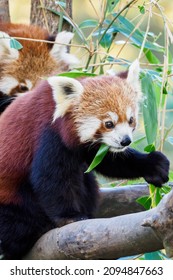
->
<box><xmin>72</xmin><ymin>61</ymin><xmax>141</xmax><ymax>152</ymax></box>
<box><xmin>48</xmin><ymin>60</ymin><xmax>141</xmax><ymax>152</ymax></box>
<box><xmin>74</xmin><ymin>79</ymin><xmax>139</xmax><ymax>152</ymax></box>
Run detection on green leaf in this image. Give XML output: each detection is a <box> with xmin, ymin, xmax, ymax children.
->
<box><xmin>100</xmin><ymin>33</ymin><xmax>113</xmax><ymax>49</ymax></box>
<box><xmin>138</xmin><ymin>5</ymin><xmax>145</xmax><ymax>14</ymax></box>
<box><xmin>141</xmin><ymin>74</ymin><xmax>158</xmax><ymax>145</ymax></box>
<box><xmin>58</xmin><ymin>71</ymin><xmax>96</xmax><ymax>78</ymax></box>
<box><xmin>106</xmin><ymin>0</ymin><xmax>120</xmax><ymax>14</ymax></box>
<box><xmin>169</xmin><ymin>170</ymin><xmax>173</xmax><ymax>181</ymax></box>
<box><xmin>144</xmin><ymin>49</ymin><xmax>160</xmax><ymax>64</ymax></box>
<box><xmin>149</xmin><ymin>184</ymin><xmax>155</xmax><ymax>195</ymax></box>
<box><xmin>85</xmin><ymin>144</ymin><xmax>109</xmax><ymax>173</ymax></box>
<box><xmin>10</xmin><ymin>38</ymin><xmax>23</xmax><ymax>50</ymax></box>
<box><xmin>96</xmin><ymin>16</ymin><xmax>164</xmax><ymax>52</ymax></box>
<box><xmin>144</xmin><ymin>252</ymin><xmax>163</xmax><ymax>260</ymax></box>
<box><xmin>155</xmin><ymin>187</ymin><xmax>162</xmax><ymax>206</ymax></box>
<box><xmin>163</xmin><ymin>85</ymin><xmax>168</xmax><ymax>95</ymax></box>
<box><xmin>160</xmin><ymin>185</ymin><xmax>172</xmax><ymax>195</ymax></box>
<box><xmin>79</xmin><ymin>19</ymin><xmax>98</xmax><ymax>29</ymax></box>
<box><xmin>144</xmin><ymin>144</ymin><xmax>156</xmax><ymax>152</ymax></box>
<box><xmin>114</xmin><ymin>15</ymin><xmax>160</xmax><ymax>50</ymax></box>
<box><xmin>136</xmin><ymin>195</ymin><xmax>151</xmax><ymax>210</ymax></box>
<box><xmin>149</xmin><ymin>184</ymin><xmax>162</xmax><ymax>207</ymax></box>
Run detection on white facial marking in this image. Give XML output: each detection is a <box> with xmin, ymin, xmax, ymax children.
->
<box><xmin>25</xmin><ymin>79</ymin><xmax>33</xmax><ymax>90</ymax></box>
<box><xmin>102</xmin><ymin>122</ymin><xmax>133</xmax><ymax>152</ymax></box>
<box><xmin>48</xmin><ymin>76</ymin><xmax>83</xmax><ymax>121</ymax></box>
<box><xmin>126</xmin><ymin>107</ymin><xmax>132</xmax><ymax>121</ymax></box>
<box><xmin>108</xmin><ymin>112</ymin><xmax>118</xmax><ymax>123</ymax></box>
<box><xmin>77</xmin><ymin>116</ymin><xmax>101</xmax><ymax>143</ymax></box>
<box><xmin>0</xmin><ymin>76</ymin><xmax>18</xmax><ymax>95</ymax></box>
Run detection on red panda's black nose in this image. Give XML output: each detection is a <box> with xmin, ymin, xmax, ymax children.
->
<box><xmin>120</xmin><ymin>135</ymin><xmax>131</xmax><ymax>147</ymax></box>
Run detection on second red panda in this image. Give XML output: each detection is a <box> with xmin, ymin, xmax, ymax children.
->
<box><xmin>0</xmin><ymin>22</ymin><xmax>78</xmax><ymax>112</ymax></box>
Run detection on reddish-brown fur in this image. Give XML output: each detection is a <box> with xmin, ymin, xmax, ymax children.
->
<box><xmin>77</xmin><ymin>76</ymin><xmax>137</xmax><ymax>118</ymax></box>
<box><xmin>0</xmin><ymin>23</ymin><xmax>70</xmax><ymax>95</ymax></box>
<box><xmin>0</xmin><ymin>81</ymin><xmax>55</xmax><ymax>203</ymax></box>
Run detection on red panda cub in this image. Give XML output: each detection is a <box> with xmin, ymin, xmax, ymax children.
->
<box><xmin>0</xmin><ymin>22</ymin><xmax>78</xmax><ymax>112</ymax></box>
<box><xmin>0</xmin><ymin>61</ymin><xmax>169</xmax><ymax>259</ymax></box>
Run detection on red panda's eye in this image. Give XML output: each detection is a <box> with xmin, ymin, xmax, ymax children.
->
<box><xmin>105</xmin><ymin>121</ymin><xmax>115</xmax><ymax>129</ymax></box>
<box><xmin>19</xmin><ymin>85</ymin><xmax>29</xmax><ymax>92</ymax></box>
<box><xmin>129</xmin><ymin>117</ymin><xmax>134</xmax><ymax>125</ymax></box>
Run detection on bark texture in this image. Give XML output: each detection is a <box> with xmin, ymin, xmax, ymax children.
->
<box><xmin>95</xmin><ymin>185</ymin><xmax>148</xmax><ymax>218</ymax></box>
<box><xmin>30</xmin><ymin>0</ymin><xmax>72</xmax><ymax>34</ymax></box>
<box><xmin>0</xmin><ymin>0</ymin><xmax>10</xmax><ymax>22</ymax></box>
<box><xmin>25</xmin><ymin>187</ymin><xmax>173</xmax><ymax>260</ymax></box>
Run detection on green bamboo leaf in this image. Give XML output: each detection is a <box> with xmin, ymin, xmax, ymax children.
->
<box><xmin>169</xmin><ymin>171</ymin><xmax>173</xmax><ymax>181</ymax></box>
<box><xmin>144</xmin><ymin>49</ymin><xmax>160</xmax><ymax>64</ymax></box>
<box><xmin>96</xmin><ymin>16</ymin><xmax>164</xmax><ymax>52</ymax></box>
<box><xmin>58</xmin><ymin>72</ymin><xmax>96</xmax><ymax>78</ymax></box>
<box><xmin>106</xmin><ymin>0</ymin><xmax>120</xmax><ymax>14</ymax></box>
<box><xmin>10</xmin><ymin>38</ymin><xmax>23</xmax><ymax>50</ymax></box>
<box><xmin>85</xmin><ymin>144</ymin><xmax>109</xmax><ymax>173</ymax></box>
<box><xmin>141</xmin><ymin>74</ymin><xmax>158</xmax><ymax>145</ymax></box>
<box><xmin>138</xmin><ymin>5</ymin><xmax>145</xmax><ymax>14</ymax></box>
<box><xmin>79</xmin><ymin>19</ymin><xmax>98</xmax><ymax>29</ymax></box>
<box><xmin>144</xmin><ymin>144</ymin><xmax>156</xmax><ymax>152</ymax></box>
<box><xmin>136</xmin><ymin>195</ymin><xmax>151</xmax><ymax>210</ymax></box>
<box><xmin>160</xmin><ymin>185</ymin><xmax>172</xmax><ymax>195</ymax></box>
<box><xmin>100</xmin><ymin>33</ymin><xmax>113</xmax><ymax>48</ymax></box>
<box><xmin>144</xmin><ymin>252</ymin><xmax>163</xmax><ymax>260</ymax></box>
<box><xmin>155</xmin><ymin>187</ymin><xmax>162</xmax><ymax>206</ymax></box>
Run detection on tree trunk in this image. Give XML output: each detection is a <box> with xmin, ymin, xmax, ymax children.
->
<box><xmin>25</xmin><ymin>188</ymin><xmax>173</xmax><ymax>260</ymax></box>
<box><xmin>30</xmin><ymin>0</ymin><xmax>72</xmax><ymax>34</ymax></box>
<box><xmin>0</xmin><ymin>0</ymin><xmax>10</xmax><ymax>22</ymax></box>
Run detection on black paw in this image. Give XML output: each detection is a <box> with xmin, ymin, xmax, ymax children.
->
<box><xmin>144</xmin><ymin>151</ymin><xmax>170</xmax><ymax>187</ymax></box>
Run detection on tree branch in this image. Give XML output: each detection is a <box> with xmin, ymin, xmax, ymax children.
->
<box><xmin>24</xmin><ymin>188</ymin><xmax>173</xmax><ymax>260</ymax></box>
<box><xmin>95</xmin><ymin>185</ymin><xmax>148</xmax><ymax>218</ymax></box>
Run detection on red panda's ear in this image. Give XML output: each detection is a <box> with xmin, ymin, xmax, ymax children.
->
<box><xmin>50</xmin><ymin>31</ymin><xmax>79</xmax><ymax>67</ymax></box>
<box><xmin>127</xmin><ymin>60</ymin><xmax>140</xmax><ymax>91</ymax></box>
<box><xmin>0</xmin><ymin>32</ymin><xmax>19</xmax><ymax>61</ymax></box>
<box><xmin>48</xmin><ymin>76</ymin><xmax>83</xmax><ymax>120</ymax></box>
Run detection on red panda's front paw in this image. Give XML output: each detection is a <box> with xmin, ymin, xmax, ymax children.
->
<box><xmin>144</xmin><ymin>151</ymin><xmax>170</xmax><ymax>187</ymax></box>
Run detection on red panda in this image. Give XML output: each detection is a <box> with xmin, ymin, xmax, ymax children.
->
<box><xmin>0</xmin><ymin>22</ymin><xmax>78</xmax><ymax>112</ymax></box>
<box><xmin>0</xmin><ymin>61</ymin><xmax>169</xmax><ymax>259</ymax></box>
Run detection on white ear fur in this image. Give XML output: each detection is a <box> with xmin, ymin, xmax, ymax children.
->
<box><xmin>50</xmin><ymin>31</ymin><xmax>79</xmax><ymax>67</ymax></box>
<box><xmin>48</xmin><ymin>76</ymin><xmax>83</xmax><ymax>120</ymax></box>
<box><xmin>127</xmin><ymin>60</ymin><xmax>140</xmax><ymax>90</ymax></box>
<box><xmin>0</xmin><ymin>32</ymin><xmax>19</xmax><ymax>61</ymax></box>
